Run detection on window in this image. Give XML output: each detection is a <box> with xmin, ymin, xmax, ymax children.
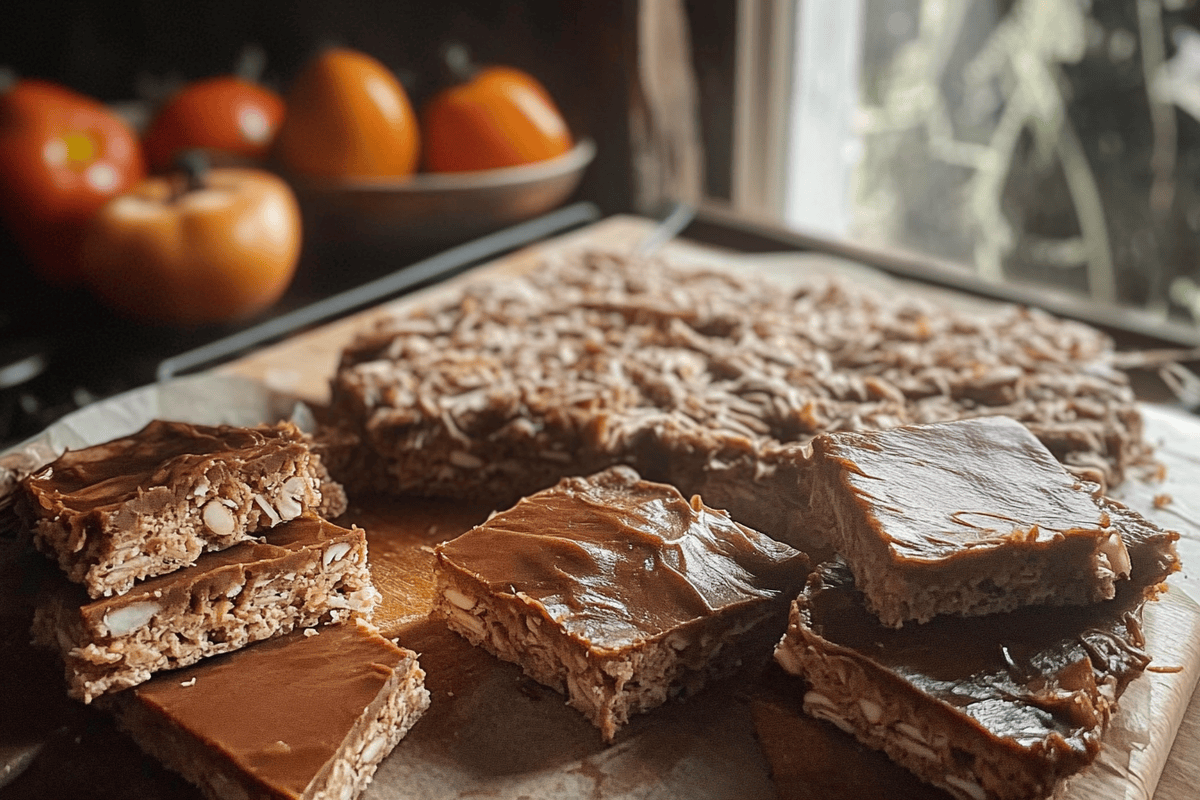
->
<box><xmin>711</xmin><ymin>0</ymin><xmax>1200</xmax><ymax>327</ymax></box>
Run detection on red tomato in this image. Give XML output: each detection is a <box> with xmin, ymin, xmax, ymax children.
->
<box><xmin>0</xmin><ymin>79</ymin><xmax>146</xmax><ymax>284</ymax></box>
<box><xmin>142</xmin><ymin>76</ymin><xmax>285</xmax><ymax>172</ymax></box>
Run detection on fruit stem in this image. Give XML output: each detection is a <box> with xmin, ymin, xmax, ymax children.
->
<box><xmin>234</xmin><ymin>43</ymin><xmax>267</xmax><ymax>83</ymax></box>
<box><xmin>173</xmin><ymin>149</ymin><xmax>210</xmax><ymax>199</ymax></box>
<box><xmin>441</xmin><ymin>42</ymin><xmax>476</xmax><ymax>84</ymax></box>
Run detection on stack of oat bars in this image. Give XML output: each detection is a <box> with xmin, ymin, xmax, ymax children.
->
<box><xmin>771</xmin><ymin>416</ymin><xmax>1181</xmax><ymax>800</ymax></box>
<box><xmin>16</xmin><ymin>419</ymin><xmax>430</xmax><ymax>800</ymax></box>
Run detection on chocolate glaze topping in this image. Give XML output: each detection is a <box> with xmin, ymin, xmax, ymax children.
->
<box><xmin>801</xmin><ymin>494</ymin><xmax>1177</xmax><ymax>750</ymax></box>
<box><xmin>436</xmin><ymin>466</ymin><xmax>809</xmax><ymax>652</ymax></box>
<box><xmin>814</xmin><ymin>416</ymin><xmax>1114</xmax><ymax>562</ymax></box>
<box><xmin>23</xmin><ymin>419</ymin><xmax>307</xmax><ymax>515</ymax></box>
<box><xmin>801</xmin><ymin>559</ymin><xmax>1154</xmax><ymax>755</ymax></box>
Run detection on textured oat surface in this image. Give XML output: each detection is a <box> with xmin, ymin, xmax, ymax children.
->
<box><xmin>323</xmin><ymin>246</ymin><xmax>1151</xmax><ymax>562</ymax></box>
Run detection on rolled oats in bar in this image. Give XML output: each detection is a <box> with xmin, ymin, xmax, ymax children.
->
<box><xmin>33</xmin><ymin>515</ymin><xmax>379</xmax><ymax>703</ymax></box>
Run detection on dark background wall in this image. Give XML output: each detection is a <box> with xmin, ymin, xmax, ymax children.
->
<box><xmin>1</xmin><ymin>0</ymin><xmax>642</xmax><ymax>214</ymax></box>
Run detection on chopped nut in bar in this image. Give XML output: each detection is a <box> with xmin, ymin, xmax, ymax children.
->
<box><xmin>772</xmin><ymin>509</ymin><xmax>1178</xmax><ymax>800</ymax></box>
<box><xmin>432</xmin><ymin>466</ymin><xmax>810</xmax><ymax>741</ymax></box>
<box><xmin>33</xmin><ymin>514</ymin><xmax>379</xmax><ymax>703</ymax></box>
<box><xmin>109</xmin><ymin>619</ymin><xmax>429</xmax><ymax>800</ymax></box>
<box><xmin>20</xmin><ymin>419</ymin><xmax>346</xmax><ymax>598</ymax></box>
<box><xmin>810</xmin><ymin>416</ymin><xmax>1134</xmax><ymax>627</ymax></box>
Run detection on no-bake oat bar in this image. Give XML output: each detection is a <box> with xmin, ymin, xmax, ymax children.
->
<box><xmin>432</xmin><ymin>466</ymin><xmax>809</xmax><ymax>741</ymax></box>
<box><xmin>21</xmin><ymin>419</ymin><xmax>347</xmax><ymax>598</ymax></box>
<box><xmin>772</xmin><ymin>508</ymin><xmax>1179</xmax><ymax>800</ymax></box>
<box><xmin>322</xmin><ymin>251</ymin><xmax>1151</xmax><ymax>554</ymax></box>
<box><xmin>110</xmin><ymin>619</ymin><xmax>429</xmax><ymax>800</ymax></box>
<box><xmin>32</xmin><ymin>514</ymin><xmax>379</xmax><ymax>702</ymax></box>
<box><xmin>810</xmin><ymin>416</ymin><xmax>1132</xmax><ymax>627</ymax></box>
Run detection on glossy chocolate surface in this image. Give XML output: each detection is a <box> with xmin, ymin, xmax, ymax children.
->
<box><xmin>813</xmin><ymin>416</ymin><xmax>1113</xmax><ymax>562</ymax></box>
<box><xmin>801</xmin><ymin>558</ymin><xmax>1157</xmax><ymax>750</ymax></box>
<box><xmin>23</xmin><ymin>419</ymin><xmax>304</xmax><ymax>515</ymax></box>
<box><xmin>436</xmin><ymin>466</ymin><xmax>809</xmax><ymax>652</ymax></box>
<box><xmin>132</xmin><ymin>622</ymin><xmax>406</xmax><ymax>798</ymax></box>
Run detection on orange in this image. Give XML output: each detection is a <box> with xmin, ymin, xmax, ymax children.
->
<box><xmin>274</xmin><ymin>48</ymin><xmax>419</xmax><ymax>179</ymax></box>
<box><xmin>422</xmin><ymin>65</ymin><xmax>572</xmax><ymax>173</ymax></box>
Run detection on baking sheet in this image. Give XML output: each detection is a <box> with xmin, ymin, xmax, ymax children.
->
<box><xmin>1</xmin><ymin>372</ymin><xmax>1198</xmax><ymax>800</ymax></box>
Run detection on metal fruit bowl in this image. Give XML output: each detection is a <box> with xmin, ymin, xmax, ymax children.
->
<box><xmin>288</xmin><ymin>139</ymin><xmax>596</xmax><ymax>248</ymax></box>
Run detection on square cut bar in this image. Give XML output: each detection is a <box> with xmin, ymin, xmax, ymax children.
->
<box><xmin>772</xmin><ymin>502</ymin><xmax>1179</xmax><ymax>800</ymax></box>
<box><xmin>810</xmin><ymin>416</ymin><xmax>1132</xmax><ymax>627</ymax></box>
<box><xmin>21</xmin><ymin>419</ymin><xmax>347</xmax><ymax>598</ymax></box>
<box><xmin>32</xmin><ymin>514</ymin><xmax>380</xmax><ymax>703</ymax></box>
<box><xmin>109</xmin><ymin>619</ymin><xmax>430</xmax><ymax>800</ymax></box>
<box><xmin>432</xmin><ymin>466</ymin><xmax>809</xmax><ymax>741</ymax></box>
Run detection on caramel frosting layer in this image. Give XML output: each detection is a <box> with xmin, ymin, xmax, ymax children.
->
<box><xmin>129</xmin><ymin>621</ymin><xmax>415</xmax><ymax>798</ymax></box>
<box><xmin>813</xmin><ymin>416</ymin><xmax>1116</xmax><ymax>562</ymax></box>
<box><xmin>24</xmin><ymin>419</ymin><xmax>308</xmax><ymax>516</ymax></box>
<box><xmin>436</xmin><ymin>466</ymin><xmax>809</xmax><ymax>653</ymax></box>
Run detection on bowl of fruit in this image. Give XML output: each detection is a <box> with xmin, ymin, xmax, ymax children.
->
<box><xmin>273</xmin><ymin>45</ymin><xmax>595</xmax><ymax>247</ymax></box>
<box><xmin>0</xmin><ymin>44</ymin><xmax>591</xmax><ymax>328</ymax></box>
